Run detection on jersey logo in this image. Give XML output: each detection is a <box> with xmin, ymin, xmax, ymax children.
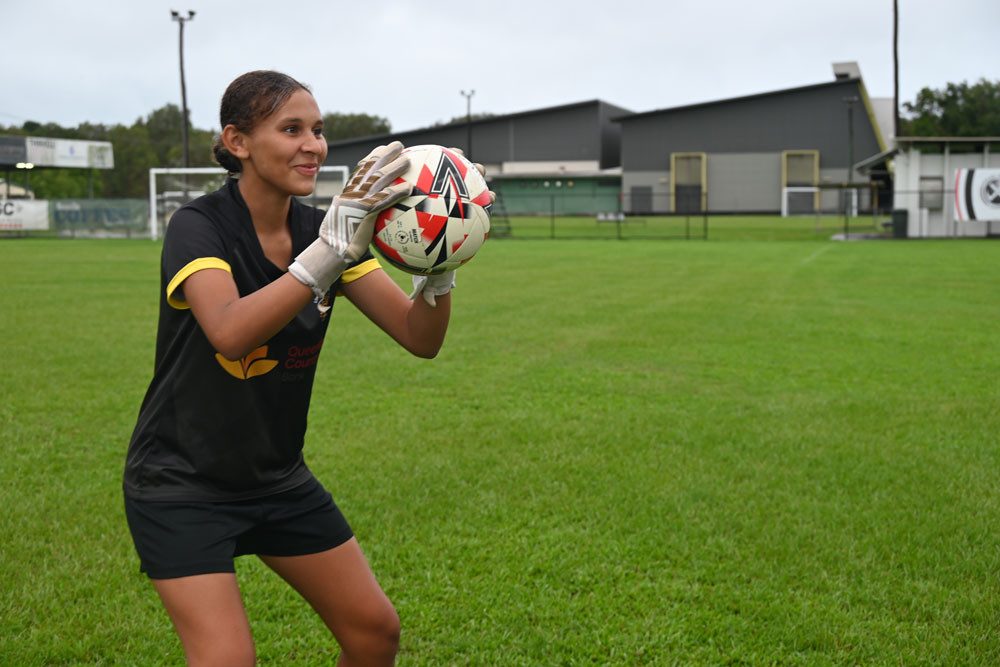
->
<box><xmin>215</xmin><ymin>345</ymin><xmax>278</xmax><ymax>380</ymax></box>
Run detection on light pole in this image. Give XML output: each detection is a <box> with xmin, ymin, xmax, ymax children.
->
<box><xmin>843</xmin><ymin>95</ymin><xmax>859</xmax><ymax>236</ymax></box>
<box><xmin>893</xmin><ymin>0</ymin><xmax>899</xmax><ymax>141</ymax></box>
<box><xmin>460</xmin><ymin>90</ymin><xmax>475</xmax><ymax>158</ymax></box>
<box><xmin>171</xmin><ymin>10</ymin><xmax>195</xmax><ymax>170</ymax></box>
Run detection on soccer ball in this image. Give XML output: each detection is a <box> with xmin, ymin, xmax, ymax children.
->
<box><xmin>371</xmin><ymin>145</ymin><xmax>491</xmax><ymax>275</ymax></box>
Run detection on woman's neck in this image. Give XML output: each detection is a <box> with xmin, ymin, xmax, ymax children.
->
<box><xmin>236</xmin><ymin>174</ymin><xmax>295</xmax><ymax>270</ymax></box>
<box><xmin>237</xmin><ymin>174</ymin><xmax>292</xmax><ymax>234</ymax></box>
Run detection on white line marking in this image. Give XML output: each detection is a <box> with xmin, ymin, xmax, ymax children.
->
<box><xmin>801</xmin><ymin>245</ymin><xmax>833</xmax><ymax>264</ymax></box>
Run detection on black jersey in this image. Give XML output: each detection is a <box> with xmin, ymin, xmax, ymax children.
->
<box><xmin>124</xmin><ymin>178</ymin><xmax>379</xmax><ymax>502</ymax></box>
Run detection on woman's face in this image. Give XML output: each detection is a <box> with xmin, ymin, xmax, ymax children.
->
<box><xmin>240</xmin><ymin>89</ymin><xmax>328</xmax><ymax>197</ymax></box>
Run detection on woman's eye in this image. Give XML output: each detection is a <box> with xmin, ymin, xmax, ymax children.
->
<box><xmin>313</xmin><ymin>128</ymin><xmax>324</xmax><ymax>137</ymax></box>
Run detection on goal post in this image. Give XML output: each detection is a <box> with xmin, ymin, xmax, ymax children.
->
<box><xmin>781</xmin><ymin>186</ymin><xmax>858</xmax><ymax>218</ymax></box>
<box><xmin>148</xmin><ymin>166</ymin><xmax>350</xmax><ymax>240</ymax></box>
<box><xmin>781</xmin><ymin>186</ymin><xmax>819</xmax><ymax>217</ymax></box>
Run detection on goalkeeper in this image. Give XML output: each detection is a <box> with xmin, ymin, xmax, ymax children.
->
<box><xmin>123</xmin><ymin>70</ymin><xmax>491</xmax><ymax>667</ymax></box>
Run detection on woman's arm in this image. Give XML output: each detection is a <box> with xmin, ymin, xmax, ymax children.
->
<box><xmin>183</xmin><ymin>268</ymin><xmax>316</xmax><ymax>360</ymax></box>
<box><xmin>342</xmin><ymin>268</ymin><xmax>450</xmax><ymax>359</ymax></box>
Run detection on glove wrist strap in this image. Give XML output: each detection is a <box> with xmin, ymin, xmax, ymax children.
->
<box><xmin>289</xmin><ymin>239</ymin><xmax>348</xmax><ymax>298</ymax></box>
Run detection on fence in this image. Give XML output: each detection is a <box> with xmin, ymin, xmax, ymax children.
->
<box><xmin>0</xmin><ymin>198</ymin><xmax>149</xmax><ymax>238</ymax></box>
<box><xmin>491</xmin><ymin>191</ymin><xmax>708</xmax><ymax>240</ymax></box>
<box><xmin>6</xmin><ymin>184</ymin><xmax>943</xmax><ymax>242</ymax></box>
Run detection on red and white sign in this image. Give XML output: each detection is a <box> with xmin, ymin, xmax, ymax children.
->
<box><xmin>0</xmin><ymin>200</ymin><xmax>48</xmax><ymax>230</ymax></box>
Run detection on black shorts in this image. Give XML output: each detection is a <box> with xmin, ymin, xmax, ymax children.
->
<box><xmin>123</xmin><ymin>477</ymin><xmax>354</xmax><ymax>579</ymax></box>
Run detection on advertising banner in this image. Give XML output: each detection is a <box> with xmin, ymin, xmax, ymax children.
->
<box><xmin>0</xmin><ymin>200</ymin><xmax>49</xmax><ymax>230</ymax></box>
<box><xmin>954</xmin><ymin>168</ymin><xmax>1000</xmax><ymax>222</ymax></box>
<box><xmin>50</xmin><ymin>199</ymin><xmax>147</xmax><ymax>230</ymax></box>
<box><xmin>25</xmin><ymin>137</ymin><xmax>114</xmax><ymax>169</ymax></box>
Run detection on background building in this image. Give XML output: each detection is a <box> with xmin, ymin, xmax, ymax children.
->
<box><xmin>892</xmin><ymin>137</ymin><xmax>1000</xmax><ymax>237</ymax></box>
<box><xmin>616</xmin><ymin>62</ymin><xmax>892</xmax><ymax>215</ymax></box>
<box><xmin>325</xmin><ymin>63</ymin><xmax>899</xmax><ymax>219</ymax></box>
<box><xmin>324</xmin><ymin>100</ymin><xmax>632</xmax><ymax>215</ymax></box>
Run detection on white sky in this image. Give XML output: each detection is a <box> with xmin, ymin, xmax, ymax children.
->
<box><xmin>4</xmin><ymin>0</ymin><xmax>997</xmax><ymax>134</ymax></box>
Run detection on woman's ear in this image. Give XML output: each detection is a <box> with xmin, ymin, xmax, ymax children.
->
<box><xmin>221</xmin><ymin>125</ymin><xmax>250</xmax><ymax>160</ymax></box>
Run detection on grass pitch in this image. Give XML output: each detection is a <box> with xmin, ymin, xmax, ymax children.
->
<box><xmin>2</xmin><ymin>219</ymin><xmax>999</xmax><ymax>665</ymax></box>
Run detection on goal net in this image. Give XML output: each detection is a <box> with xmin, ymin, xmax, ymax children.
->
<box><xmin>148</xmin><ymin>166</ymin><xmax>349</xmax><ymax>240</ymax></box>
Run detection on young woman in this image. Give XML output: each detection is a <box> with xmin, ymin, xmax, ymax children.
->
<box><xmin>124</xmin><ymin>70</ymin><xmax>485</xmax><ymax>666</ymax></box>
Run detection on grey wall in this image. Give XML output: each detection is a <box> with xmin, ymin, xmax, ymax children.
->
<box><xmin>324</xmin><ymin>101</ymin><xmax>630</xmax><ymax>173</ymax></box>
<box><xmin>620</xmin><ymin>80</ymin><xmax>881</xmax><ymax>172</ymax></box>
<box><xmin>617</xmin><ymin>79</ymin><xmax>884</xmax><ymax>213</ymax></box>
<box><xmin>706</xmin><ymin>153</ymin><xmax>782</xmax><ymax>212</ymax></box>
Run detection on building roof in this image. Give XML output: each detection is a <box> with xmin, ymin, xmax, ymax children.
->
<box><xmin>854</xmin><ymin>148</ymin><xmax>898</xmax><ymax>175</ymax></box>
<box><xmin>489</xmin><ymin>167</ymin><xmax>622</xmax><ymax>180</ymax></box>
<box><xmin>613</xmin><ymin>78</ymin><xmax>863</xmax><ymax>123</ymax></box>
<box><xmin>327</xmin><ymin>99</ymin><xmax>631</xmax><ymax>149</ymax></box>
<box><xmin>895</xmin><ymin>136</ymin><xmax>1000</xmax><ymax>144</ymax></box>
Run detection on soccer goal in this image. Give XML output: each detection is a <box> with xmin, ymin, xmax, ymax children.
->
<box><xmin>781</xmin><ymin>186</ymin><xmax>859</xmax><ymax>218</ymax></box>
<box><xmin>148</xmin><ymin>166</ymin><xmax>349</xmax><ymax>240</ymax></box>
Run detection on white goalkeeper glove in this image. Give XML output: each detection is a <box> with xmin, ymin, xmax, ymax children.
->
<box><xmin>410</xmin><ymin>270</ymin><xmax>456</xmax><ymax>307</ymax></box>
<box><xmin>289</xmin><ymin>141</ymin><xmax>411</xmax><ymax>297</ymax></box>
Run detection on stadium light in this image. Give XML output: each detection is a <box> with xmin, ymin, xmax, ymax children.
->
<box><xmin>170</xmin><ymin>10</ymin><xmax>195</xmax><ymax>170</ymax></box>
<box><xmin>16</xmin><ymin>162</ymin><xmax>33</xmax><ymax>193</ymax></box>
<box><xmin>460</xmin><ymin>89</ymin><xmax>475</xmax><ymax>158</ymax></box>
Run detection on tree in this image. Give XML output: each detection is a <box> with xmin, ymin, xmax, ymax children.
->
<box><xmin>434</xmin><ymin>112</ymin><xmax>495</xmax><ymax>128</ymax></box>
<box><xmin>143</xmin><ymin>104</ymin><xmax>187</xmax><ymax>167</ymax></box>
<box><xmin>322</xmin><ymin>112</ymin><xmax>391</xmax><ymax>140</ymax></box>
<box><xmin>900</xmin><ymin>78</ymin><xmax>1000</xmax><ymax>137</ymax></box>
<box><xmin>104</xmin><ymin>123</ymin><xmax>159</xmax><ymax>198</ymax></box>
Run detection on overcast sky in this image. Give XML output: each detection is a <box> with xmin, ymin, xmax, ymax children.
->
<box><xmin>4</xmin><ymin>0</ymin><xmax>997</xmax><ymax>136</ymax></box>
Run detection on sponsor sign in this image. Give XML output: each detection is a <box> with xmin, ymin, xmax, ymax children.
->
<box><xmin>954</xmin><ymin>168</ymin><xmax>1000</xmax><ymax>222</ymax></box>
<box><xmin>50</xmin><ymin>199</ymin><xmax>147</xmax><ymax>229</ymax></box>
<box><xmin>24</xmin><ymin>137</ymin><xmax>114</xmax><ymax>169</ymax></box>
<box><xmin>0</xmin><ymin>200</ymin><xmax>49</xmax><ymax>230</ymax></box>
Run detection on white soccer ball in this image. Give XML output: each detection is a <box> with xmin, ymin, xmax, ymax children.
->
<box><xmin>371</xmin><ymin>145</ymin><xmax>491</xmax><ymax>275</ymax></box>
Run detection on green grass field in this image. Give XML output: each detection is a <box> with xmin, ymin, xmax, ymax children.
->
<box><xmin>2</xmin><ymin>217</ymin><xmax>999</xmax><ymax>665</ymax></box>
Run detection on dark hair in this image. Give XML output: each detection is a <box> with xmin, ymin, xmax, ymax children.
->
<box><xmin>212</xmin><ymin>70</ymin><xmax>312</xmax><ymax>174</ymax></box>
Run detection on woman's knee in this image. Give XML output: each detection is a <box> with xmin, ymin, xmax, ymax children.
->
<box><xmin>341</xmin><ymin>598</ymin><xmax>400</xmax><ymax>659</ymax></box>
<box><xmin>185</xmin><ymin>638</ymin><xmax>256</xmax><ymax>667</ymax></box>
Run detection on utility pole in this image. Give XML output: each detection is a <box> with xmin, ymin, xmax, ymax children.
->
<box><xmin>171</xmin><ymin>10</ymin><xmax>195</xmax><ymax>170</ymax></box>
<box><xmin>843</xmin><ymin>95</ymin><xmax>859</xmax><ymax>236</ymax></box>
<box><xmin>893</xmin><ymin>0</ymin><xmax>900</xmax><ymax>141</ymax></box>
<box><xmin>460</xmin><ymin>90</ymin><xmax>475</xmax><ymax>158</ymax></box>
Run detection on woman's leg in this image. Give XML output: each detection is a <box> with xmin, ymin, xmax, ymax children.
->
<box><xmin>152</xmin><ymin>573</ymin><xmax>256</xmax><ymax>667</ymax></box>
<box><xmin>260</xmin><ymin>537</ymin><xmax>399</xmax><ymax>666</ymax></box>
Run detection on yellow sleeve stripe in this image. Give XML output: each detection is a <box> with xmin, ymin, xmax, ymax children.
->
<box><xmin>341</xmin><ymin>258</ymin><xmax>382</xmax><ymax>284</ymax></box>
<box><xmin>166</xmin><ymin>257</ymin><xmax>233</xmax><ymax>310</ymax></box>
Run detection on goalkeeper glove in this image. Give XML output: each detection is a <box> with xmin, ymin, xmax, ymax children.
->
<box><xmin>289</xmin><ymin>141</ymin><xmax>411</xmax><ymax>297</ymax></box>
<box><xmin>410</xmin><ymin>270</ymin><xmax>456</xmax><ymax>307</ymax></box>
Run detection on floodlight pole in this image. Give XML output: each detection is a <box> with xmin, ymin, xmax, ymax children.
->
<box><xmin>171</xmin><ymin>10</ymin><xmax>195</xmax><ymax>170</ymax></box>
<box><xmin>893</xmin><ymin>0</ymin><xmax>900</xmax><ymax>141</ymax></box>
<box><xmin>843</xmin><ymin>95</ymin><xmax>859</xmax><ymax>237</ymax></box>
<box><xmin>460</xmin><ymin>89</ymin><xmax>475</xmax><ymax>158</ymax></box>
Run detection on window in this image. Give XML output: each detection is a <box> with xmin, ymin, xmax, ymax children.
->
<box><xmin>919</xmin><ymin>176</ymin><xmax>943</xmax><ymax>210</ymax></box>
